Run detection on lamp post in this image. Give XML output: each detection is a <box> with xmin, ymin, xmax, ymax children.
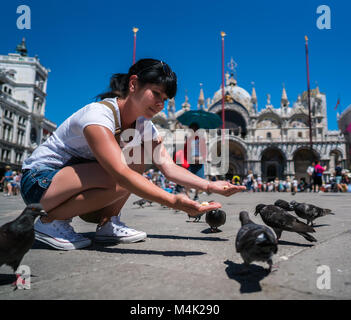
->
<box><xmin>220</xmin><ymin>31</ymin><xmax>226</xmax><ymax>131</ymax></box>
<box><xmin>132</xmin><ymin>27</ymin><xmax>139</xmax><ymax>65</ymax></box>
<box><xmin>305</xmin><ymin>35</ymin><xmax>313</xmax><ymax>151</ymax></box>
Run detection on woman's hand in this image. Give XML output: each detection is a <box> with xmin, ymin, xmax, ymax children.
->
<box><xmin>208</xmin><ymin>181</ymin><xmax>246</xmax><ymax>196</ymax></box>
<box><xmin>172</xmin><ymin>194</ymin><xmax>221</xmax><ymax>217</ymax></box>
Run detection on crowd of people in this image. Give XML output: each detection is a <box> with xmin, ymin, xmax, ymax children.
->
<box><xmin>230</xmin><ymin>160</ymin><xmax>351</xmax><ymax>194</ymax></box>
<box><xmin>2</xmin><ymin>161</ymin><xmax>351</xmax><ymax>199</ymax></box>
<box><xmin>2</xmin><ymin>164</ymin><xmax>351</xmax><ymax>199</ymax></box>
<box><xmin>0</xmin><ymin>166</ymin><xmax>22</xmax><ymax>196</ymax></box>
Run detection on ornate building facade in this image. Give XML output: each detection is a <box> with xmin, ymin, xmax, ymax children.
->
<box><xmin>0</xmin><ymin>39</ymin><xmax>56</xmax><ymax>175</ymax></box>
<box><xmin>153</xmin><ymin>72</ymin><xmax>347</xmax><ymax>182</ymax></box>
<box><xmin>338</xmin><ymin>104</ymin><xmax>351</xmax><ymax>169</ymax></box>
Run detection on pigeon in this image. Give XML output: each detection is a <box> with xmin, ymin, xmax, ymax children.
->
<box><xmin>133</xmin><ymin>198</ymin><xmax>152</xmax><ymax>208</ymax></box>
<box><xmin>254</xmin><ymin>204</ymin><xmax>317</xmax><ymax>242</ymax></box>
<box><xmin>274</xmin><ymin>199</ymin><xmax>294</xmax><ymax>211</ymax></box>
<box><xmin>188</xmin><ymin>213</ymin><xmax>204</xmax><ymax>222</ymax></box>
<box><xmin>0</xmin><ymin>204</ymin><xmax>47</xmax><ymax>282</ymax></box>
<box><xmin>188</xmin><ymin>200</ymin><xmax>214</xmax><ymax>222</ymax></box>
<box><xmin>205</xmin><ymin>209</ymin><xmax>226</xmax><ymax>232</ymax></box>
<box><xmin>236</xmin><ymin>211</ymin><xmax>278</xmax><ymax>273</ymax></box>
<box><xmin>290</xmin><ymin>200</ymin><xmax>335</xmax><ymax>226</ymax></box>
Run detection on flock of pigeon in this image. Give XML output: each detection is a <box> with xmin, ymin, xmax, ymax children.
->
<box><xmin>188</xmin><ymin>198</ymin><xmax>334</xmax><ymax>273</ymax></box>
<box><xmin>0</xmin><ymin>198</ymin><xmax>335</xmax><ymax>287</ymax></box>
<box><xmin>237</xmin><ymin>199</ymin><xmax>334</xmax><ymax>273</ymax></box>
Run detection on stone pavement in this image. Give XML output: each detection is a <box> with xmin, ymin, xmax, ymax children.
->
<box><xmin>0</xmin><ymin>191</ymin><xmax>350</xmax><ymax>300</ymax></box>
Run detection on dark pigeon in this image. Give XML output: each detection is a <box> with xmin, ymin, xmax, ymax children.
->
<box><xmin>133</xmin><ymin>198</ymin><xmax>153</xmax><ymax>208</ymax></box>
<box><xmin>205</xmin><ymin>209</ymin><xmax>226</xmax><ymax>232</ymax></box>
<box><xmin>0</xmin><ymin>204</ymin><xmax>47</xmax><ymax>279</ymax></box>
<box><xmin>188</xmin><ymin>200</ymin><xmax>214</xmax><ymax>222</ymax></box>
<box><xmin>188</xmin><ymin>213</ymin><xmax>204</xmax><ymax>222</ymax></box>
<box><xmin>254</xmin><ymin>204</ymin><xmax>317</xmax><ymax>242</ymax></box>
<box><xmin>274</xmin><ymin>199</ymin><xmax>294</xmax><ymax>211</ymax></box>
<box><xmin>290</xmin><ymin>200</ymin><xmax>335</xmax><ymax>226</ymax></box>
<box><xmin>236</xmin><ymin>211</ymin><xmax>278</xmax><ymax>273</ymax></box>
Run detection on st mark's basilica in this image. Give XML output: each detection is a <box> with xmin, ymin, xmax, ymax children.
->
<box><xmin>151</xmin><ymin>71</ymin><xmax>346</xmax><ymax>182</ymax></box>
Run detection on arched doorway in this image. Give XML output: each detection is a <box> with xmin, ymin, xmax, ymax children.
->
<box><xmin>293</xmin><ymin>148</ymin><xmax>319</xmax><ymax>181</ymax></box>
<box><xmin>215</xmin><ymin>110</ymin><xmax>247</xmax><ymax>138</ymax></box>
<box><xmin>329</xmin><ymin>149</ymin><xmax>343</xmax><ymax>173</ymax></box>
<box><xmin>226</xmin><ymin>140</ymin><xmax>246</xmax><ymax>180</ymax></box>
<box><xmin>261</xmin><ymin>148</ymin><xmax>286</xmax><ymax>181</ymax></box>
<box><xmin>210</xmin><ymin>139</ymin><xmax>246</xmax><ymax>180</ymax></box>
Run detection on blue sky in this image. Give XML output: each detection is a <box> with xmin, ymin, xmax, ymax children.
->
<box><xmin>1</xmin><ymin>0</ymin><xmax>350</xmax><ymax>130</ymax></box>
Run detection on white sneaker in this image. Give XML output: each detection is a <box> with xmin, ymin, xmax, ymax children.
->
<box><xmin>95</xmin><ymin>215</ymin><xmax>147</xmax><ymax>243</ymax></box>
<box><xmin>34</xmin><ymin>218</ymin><xmax>92</xmax><ymax>250</ymax></box>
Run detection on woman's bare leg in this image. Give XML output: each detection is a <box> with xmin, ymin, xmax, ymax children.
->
<box><xmin>40</xmin><ymin>161</ymin><xmax>144</xmax><ymax>223</ymax></box>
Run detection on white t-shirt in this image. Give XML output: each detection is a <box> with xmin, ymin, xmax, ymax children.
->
<box><xmin>307</xmin><ymin>166</ymin><xmax>314</xmax><ymax>175</ymax></box>
<box><xmin>23</xmin><ymin>98</ymin><xmax>159</xmax><ymax>170</ymax></box>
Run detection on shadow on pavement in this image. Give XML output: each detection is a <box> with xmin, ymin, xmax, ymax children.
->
<box><xmin>312</xmin><ymin>224</ymin><xmax>330</xmax><ymax>228</ymax></box>
<box><xmin>147</xmin><ymin>234</ymin><xmax>228</xmax><ymax>242</ymax></box>
<box><xmin>201</xmin><ymin>228</ymin><xmax>224</xmax><ymax>234</ymax></box>
<box><xmin>224</xmin><ymin>260</ymin><xmax>269</xmax><ymax>294</ymax></box>
<box><xmin>87</xmin><ymin>246</ymin><xmax>207</xmax><ymax>257</ymax></box>
<box><xmin>277</xmin><ymin>240</ymin><xmax>314</xmax><ymax>247</ymax></box>
<box><xmin>31</xmin><ymin>238</ymin><xmax>206</xmax><ymax>257</ymax></box>
<box><xmin>0</xmin><ymin>273</ymin><xmax>16</xmax><ymax>286</ymax></box>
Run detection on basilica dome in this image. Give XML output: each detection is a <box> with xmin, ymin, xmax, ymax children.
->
<box><xmin>212</xmin><ymin>75</ymin><xmax>252</xmax><ymax>112</ymax></box>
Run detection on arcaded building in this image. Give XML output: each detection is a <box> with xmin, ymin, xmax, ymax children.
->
<box><xmin>153</xmin><ymin>72</ymin><xmax>347</xmax><ymax>182</ymax></box>
<box><xmin>0</xmin><ymin>39</ymin><xmax>56</xmax><ymax>175</ymax></box>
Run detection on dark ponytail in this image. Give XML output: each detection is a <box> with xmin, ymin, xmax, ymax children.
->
<box><xmin>96</xmin><ymin>58</ymin><xmax>177</xmax><ymax>101</ymax></box>
<box><xmin>96</xmin><ymin>73</ymin><xmax>129</xmax><ymax>100</ymax></box>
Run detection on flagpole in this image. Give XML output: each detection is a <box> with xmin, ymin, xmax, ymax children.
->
<box><xmin>305</xmin><ymin>36</ymin><xmax>313</xmax><ymax>151</ymax></box>
<box><xmin>133</xmin><ymin>27</ymin><xmax>139</xmax><ymax>65</ymax></box>
<box><xmin>221</xmin><ymin>31</ymin><xmax>226</xmax><ymax>130</ymax></box>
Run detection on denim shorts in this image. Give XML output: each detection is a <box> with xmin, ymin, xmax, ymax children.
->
<box><xmin>20</xmin><ymin>167</ymin><xmax>59</xmax><ymax>205</ymax></box>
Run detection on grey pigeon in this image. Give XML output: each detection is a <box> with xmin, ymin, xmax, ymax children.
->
<box><xmin>236</xmin><ymin>211</ymin><xmax>278</xmax><ymax>273</ymax></box>
<box><xmin>205</xmin><ymin>209</ymin><xmax>226</xmax><ymax>232</ymax></box>
<box><xmin>290</xmin><ymin>201</ymin><xmax>335</xmax><ymax>226</ymax></box>
<box><xmin>254</xmin><ymin>204</ymin><xmax>317</xmax><ymax>242</ymax></box>
<box><xmin>188</xmin><ymin>213</ymin><xmax>204</xmax><ymax>222</ymax></box>
<box><xmin>274</xmin><ymin>199</ymin><xmax>294</xmax><ymax>211</ymax></box>
<box><xmin>188</xmin><ymin>200</ymin><xmax>214</xmax><ymax>222</ymax></box>
<box><xmin>0</xmin><ymin>204</ymin><xmax>47</xmax><ymax>276</ymax></box>
<box><xmin>133</xmin><ymin>198</ymin><xmax>152</xmax><ymax>208</ymax></box>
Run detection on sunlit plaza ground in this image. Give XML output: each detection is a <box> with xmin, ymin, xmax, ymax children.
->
<box><xmin>0</xmin><ymin>189</ymin><xmax>350</xmax><ymax>300</ymax></box>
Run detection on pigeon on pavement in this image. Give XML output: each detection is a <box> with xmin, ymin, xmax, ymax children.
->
<box><xmin>205</xmin><ymin>209</ymin><xmax>226</xmax><ymax>232</ymax></box>
<box><xmin>133</xmin><ymin>198</ymin><xmax>153</xmax><ymax>208</ymax></box>
<box><xmin>188</xmin><ymin>213</ymin><xmax>204</xmax><ymax>222</ymax></box>
<box><xmin>188</xmin><ymin>200</ymin><xmax>214</xmax><ymax>222</ymax></box>
<box><xmin>0</xmin><ymin>204</ymin><xmax>47</xmax><ymax>280</ymax></box>
<box><xmin>236</xmin><ymin>211</ymin><xmax>278</xmax><ymax>273</ymax></box>
<box><xmin>254</xmin><ymin>204</ymin><xmax>317</xmax><ymax>242</ymax></box>
<box><xmin>290</xmin><ymin>200</ymin><xmax>335</xmax><ymax>226</ymax></box>
<box><xmin>274</xmin><ymin>199</ymin><xmax>294</xmax><ymax>211</ymax></box>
